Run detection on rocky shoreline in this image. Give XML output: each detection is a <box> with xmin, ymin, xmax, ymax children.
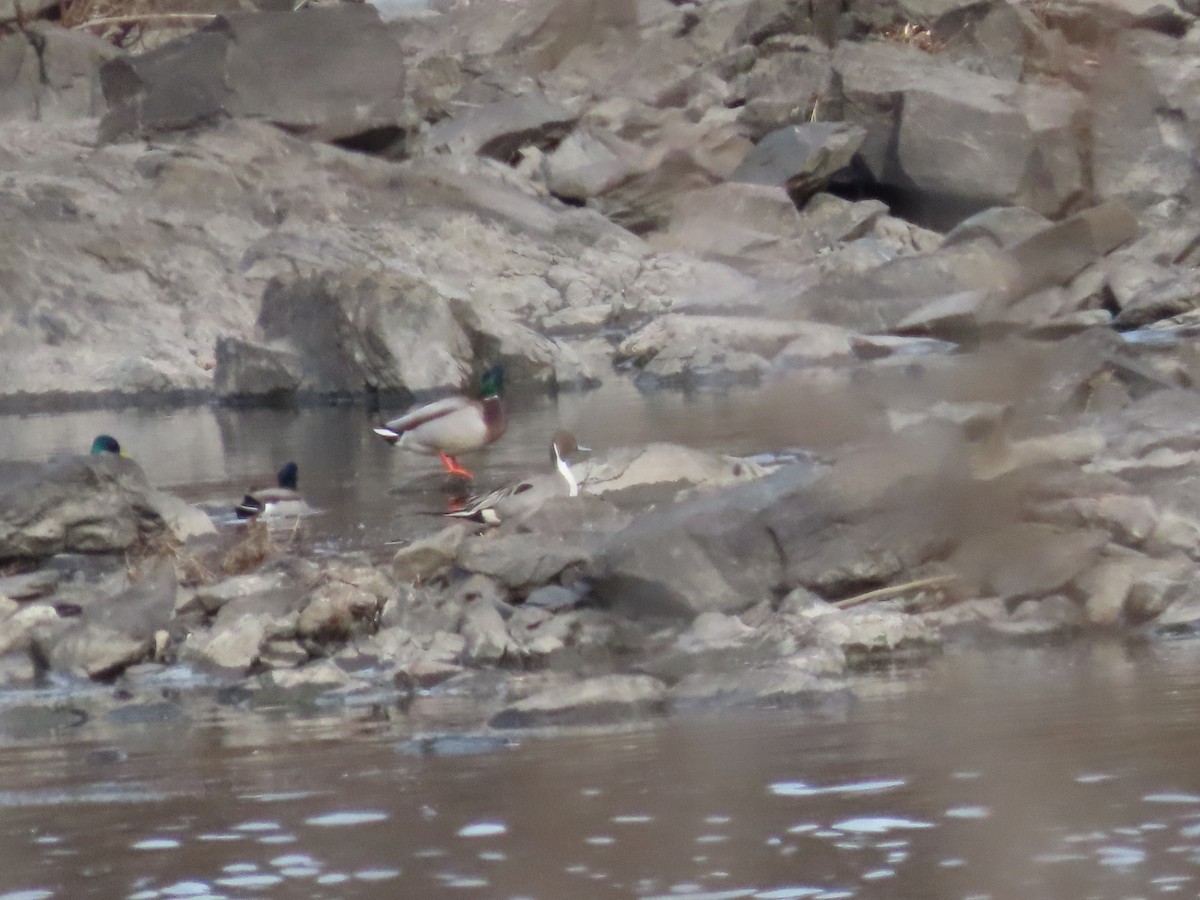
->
<box><xmin>4</xmin><ymin>0</ymin><xmax>1200</xmax><ymax>731</ymax></box>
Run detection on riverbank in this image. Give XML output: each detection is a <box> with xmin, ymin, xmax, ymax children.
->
<box><xmin>4</xmin><ymin>0</ymin><xmax>1200</xmax><ymax>731</ymax></box>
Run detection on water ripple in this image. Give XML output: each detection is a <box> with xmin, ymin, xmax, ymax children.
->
<box><xmin>131</xmin><ymin>838</ymin><xmax>181</xmax><ymax>850</ymax></box>
<box><xmin>769</xmin><ymin>779</ymin><xmax>906</xmax><ymax>797</ymax></box>
<box><xmin>457</xmin><ymin>821</ymin><xmax>507</xmax><ymax>837</ymax></box>
<box><xmin>305</xmin><ymin>810</ymin><xmax>389</xmax><ymax>827</ymax></box>
<box><xmin>832</xmin><ymin>816</ymin><xmax>934</xmax><ymax>834</ymax></box>
<box><xmin>1144</xmin><ymin>793</ymin><xmax>1200</xmax><ymax>805</ymax></box>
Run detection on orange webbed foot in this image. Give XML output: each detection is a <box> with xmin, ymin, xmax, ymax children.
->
<box><xmin>438</xmin><ymin>452</ymin><xmax>474</xmax><ymax>480</ymax></box>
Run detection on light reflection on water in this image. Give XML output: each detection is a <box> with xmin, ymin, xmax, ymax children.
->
<box><xmin>0</xmin><ymin>644</ymin><xmax>1196</xmax><ymax>896</ymax></box>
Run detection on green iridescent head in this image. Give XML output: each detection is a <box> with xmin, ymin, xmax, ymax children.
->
<box><xmin>479</xmin><ymin>364</ymin><xmax>506</xmax><ymax>398</ymax></box>
<box><xmin>90</xmin><ymin>435</ymin><xmax>122</xmax><ymax>455</ymax></box>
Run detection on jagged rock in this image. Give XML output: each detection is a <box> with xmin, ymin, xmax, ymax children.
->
<box><xmin>179</xmin><ymin>587</ymin><xmax>305</xmax><ymax>671</ymax></box>
<box><xmin>809</xmin><ymin>608</ymin><xmax>941</xmax><ymax>661</ymax></box>
<box><xmin>254</xmin><ymin>269</ymin><xmax>473</xmax><ymax>396</ymax></box>
<box><xmin>460</xmin><ymin>590</ymin><xmax>521</xmax><ymax>665</ymax></box>
<box><xmin>0</xmin><ymin>23</ymin><xmax>121</xmax><ymax>121</ymax></box>
<box><xmin>99</xmin><ymin>6</ymin><xmax>409</xmax><ymax>143</ymax></box>
<box><xmin>590</xmin><ymin>468</ymin><xmax>812</xmax><ymax>618</ymax></box>
<box><xmin>406</xmin><ymin>630</ymin><xmax>467</xmax><ymax>685</ymax></box>
<box><xmin>804</xmin><ymin>200</ymin><xmax>1137</xmax><ymax>331</ymax></box>
<box><xmin>297</xmin><ymin>583</ymin><xmax>380</xmax><ymax>641</ymax></box>
<box><xmin>384</xmin><ymin>583</ymin><xmax>465</xmax><ymax>636</ymax></box>
<box><xmin>731</xmin><ymin>42</ymin><xmax>835</xmax><ymax>140</ymax></box>
<box><xmin>422</xmin><ymin>92</ymin><xmax>576</xmax><ymax>162</ymax></box>
<box><xmin>180</xmin><ymin>571</ymin><xmax>289</xmax><ymax>617</ymax></box>
<box><xmin>643</xmin><ymin>609</ymin><xmax>845</xmax><ymax>682</ymax></box>
<box><xmin>0</xmin><ymin>605</ymin><xmax>60</xmax><ymax>658</ymax></box>
<box><xmin>259</xmin><ymin>638</ymin><xmax>309</xmax><ymax>669</ymax></box>
<box><xmin>213</xmin><ymin>337</ymin><xmax>303</xmax><ymax>400</ymax></box>
<box><xmin>456</xmin><ymin>533</ymin><xmax>591</xmax><ymax>591</ymax></box>
<box><xmin>833</xmin><ymin>41</ymin><xmax>1086</xmax><ymax>217</ymax></box>
<box><xmin>262</xmin><ymin>658</ymin><xmax>353</xmax><ymax>692</ymax></box>
<box><xmin>1004</xmin><ymin>200</ymin><xmax>1139</xmax><ymax>300</ymax></box>
<box><xmin>660</xmin><ymin>182</ymin><xmax>813</xmax><ymax>262</ymax></box>
<box><xmin>729</xmin><ymin>122</ymin><xmax>866</xmax><ymax>202</ymax></box>
<box><xmin>1075</xmin><ymin>553</ymin><xmax>1189</xmax><ymax>625</ymax></box>
<box><xmin>1109</xmin><ymin>263</ymin><xmax>1200</xmax><ymax>329</ymax></box>
<box><xmin>452</xmin><ymin>302</ymin><xmax>596</xmax><ymax>389</ymax></box>
<box><xmin>591</xmin><ymin>108</ymin><xmax>751</xmax><ymax>232</ymax></box>
<box><xmin>576</xmin><ymin>442</ymin><xmax>772</xmax><ymax>502</ymax></box>
<box><xmin>1091</xmin><ymin>31</ymin><xmax>1199</xmax><ymax>206</ymax></box>
<box><xmin>39</xmin><ymin>557</ymin><xmax>176</xmax><ymax>679</ymax></box>
<box><xmin>541</xmin><ymin>125</ymin><xmax>638</xmax><ymax>200</ymax></box>
<box><xmin>489</xmin><ymin>673</ymin><xmax>667</xmax><ymax>728</ymax></box>
<box><xmin>0</xmin><ymin>454</ymin><xmax>210</xmax><ymax>561</ymax></box>
<box><xmin>616</xmin><ymin>314</ymin><xmax>857</xmax><ymax>385</ymax></box>
<box><xmin>392</xmin><ymin>525</ymin><xmax>468</xmax><ymax>583</ymax></box>
<box><xmin>0</xmin><ymin>569</ymin><xmax>59</xmax><ymax>601</ymax></box>
<box><xmin>522</xmin><ymin>583</ymin><xmax>582</xmax><ymax>611</ymax></box>
<box><xmin>943</xmin><ymin>206</ymin><xmax>1052</xmax><ymax>249</ymax></box>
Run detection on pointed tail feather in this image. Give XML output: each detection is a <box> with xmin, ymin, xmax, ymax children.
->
<box><xmin>373</xmin><ymin>427</ymin><xmax>401</xmax><ymax>445</ymax></box>
<box><xmin>443</xmin><ymin>507</ymin><xmax>500</xmax><ymax>525</ymax></box>
<box><xmin>235</xmin><ymin>494</ymin><xmax>263</xmax><ymax>519</ymax></box>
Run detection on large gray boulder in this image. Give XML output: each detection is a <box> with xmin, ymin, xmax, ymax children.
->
<box><xmin>730</xmin><ymin>42</ymin><xmax>835</xmax><ymax>141</ymax></box>
<box><xmin>99</xmin><ymin>6</ymin><xmax>408</xmax><ymax>143</ymax></box>
<box><xmin>179</xmin><ymin>586</ymin><xmax>308</xmax><ymax>672</ymax></box>
<box><xmin>213</xmin><ymin>336</ymin><xmax>303</xmax><ymax>401</ymax></box>
<box><xmin>832</xmin><ymin>41</ymin><xmax>1087</xmax><ymax>216</ymax></box>
<box><xmin>0</xmin><ymin>455</ymin><xmax>211</xmax><ymax>562</ymax></box>
<box><xmin>540</xmin><ymin>125</ymin><xmax>638</xmax><ymax>200</ymax></box>
<box><xmin>38</xmin><ymin>557</ymin><xmax>177</xmax><ymax>679</ymax></box>
<box><xmin>1090</xmin><ymin>31</ymin><xmax>1200</xmax><ymax>207</ymax></box>
<box><xmin>730</xmin><ymin>122</ymin><xmax>866</xmax><ymax>202</ymax></box>
<box><xmin>589</xmin><ymin>466</ymin><xmax>813</xmax><ymax>618</ymax></box>
<box><xmin>242</xmin><ymin>269</ymin><xmax>475</xmax><ymax>397</ymax></box>
<box><xmin>420</xmin><ymin>92</ymin><xmax>576</xmax><ymax>163</ymax></box>
<box><xmin>0</xmin><ymin>24</ymin><xmax>120</xmax><ymax>121</ymax></box>
<box><xmin>795</xmin><ymin>199</ymin><xmax>1137</xmax><ymax>333</ymax></box>
<box><xmin>615</xmin><ymin>313</ymin><xmax>858</xmax><ymax>386</ymax></box>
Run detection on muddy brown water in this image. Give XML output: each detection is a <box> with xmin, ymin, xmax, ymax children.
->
<box><xmin>2</xmin><ymin>387</ymin><xmax>1200</xmax><ymax>899</ymax></box>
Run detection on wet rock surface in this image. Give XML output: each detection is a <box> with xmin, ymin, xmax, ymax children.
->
<box><xmin>4</xmin><ymin>0</ymin><xmax>1200</xmax><ymax>733</ymax></box>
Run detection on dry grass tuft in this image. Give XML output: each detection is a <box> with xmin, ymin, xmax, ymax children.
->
<box><xmin>879</xmin><ymin>21</ymin><xmax>943</xmax><ymax>53</ymax></box>
<box><xmin>833</xmin><ymin>574</ymin><xmax>959</xmax><ymax>611</ymax></box>
<box><xmin>59</xmin><ymin>0</ymin><xmax>215</xmax><ymax>48</ymax></box>
<box><xmin>220</xmin><ymin>520</ymin><xmax>274</xmax><ymax>576</ymax></box>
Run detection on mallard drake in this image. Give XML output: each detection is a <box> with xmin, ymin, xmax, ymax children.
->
<box><xmin>372</xmin><ymin>365</ymin><xmax>506</xmax><ymax>480</ymax></box>
<box><xmin>235</xmin><ymin>461</ymin><xmax>311</xmax><ymax>520</ymax></box>
<box><xmin>90</xmin><ymin>435</ymin><xmax>123</xmax><ymax>455</ymax></box>
<box><xmin>445</xmin><ymin>430</ymin><xmax>586</xmax><ymax>526</ymax></box>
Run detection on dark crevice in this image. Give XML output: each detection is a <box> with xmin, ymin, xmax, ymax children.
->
<box><xmin>331</xmin><ymin>125</ymin><xmax>409</xmax><ymax>159</ymax></box>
